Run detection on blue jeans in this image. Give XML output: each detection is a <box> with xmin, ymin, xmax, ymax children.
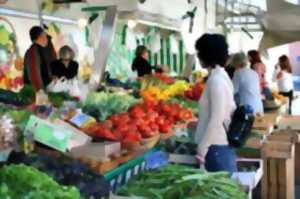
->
<box><xmin>205</xmin><ymin>145</ymin><xmax>237</xmax><ymax>174</ymax></box>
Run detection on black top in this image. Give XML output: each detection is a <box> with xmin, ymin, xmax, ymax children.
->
<box><xmin>132</xmin><ymin>56</ymin><xmax>153</xmax><ymax>77</ymax></box>
<box><xmin>24</xmin><ymin>43</ymin><xmax>52</xmax><ymax>90</ymax></box>
<box><xmin>51</xmin><ymin>60</ymin><xmax>79</xmax><ymax>80</ymax></box>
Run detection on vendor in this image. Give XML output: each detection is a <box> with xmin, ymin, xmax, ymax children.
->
<box><xmin>51</xmin><ymin>45</ymin><xmax>78</xmax><ymax>80</ymax></box>
<box><xmin>194</xmin><ymin>34</ymin><xmax>237</xmax><ymax>173</ymax></box>
<box><xmin>232</xmin><ymin>52</ymin><xmax>263</xmax><ymax>114</ymax></box>
<box><xmin>132</xmin><ymin>45</ymin><xmax>161</xmax><ymax>77</ymax></box>
<box><xmin>24</xmin><ymin>26</ymin><xmax>52</xmax><ymax>91</ymax></box>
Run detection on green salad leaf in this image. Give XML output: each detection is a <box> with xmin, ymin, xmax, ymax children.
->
<box><xmin>83</xmin><ymin>91</ymin><xmax>139</xmax><ymax>121</ymax></box>
<box><xmin>0</xmin><ymin>164</ymin><xmax>82</xmax><ymax>199</ymax></box>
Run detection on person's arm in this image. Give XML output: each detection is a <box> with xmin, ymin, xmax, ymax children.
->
<box><xmin>197</xmin><ymin>79</ymin><xmax>228</xmax><ymax>157</ymax></box>
<box><xmin>232</xmin><ymin>71</ymin><xmax>240</xmax><ymax>95</ymax></box>
<box><xmin>272</xmin><ymin>64</ymin><xmax>279</xmax><ymax>82</ymax></box>
<box><xmin>232</xmin><ymin>71</ymin><xmax>240</xmax><ymax>105</ymax></box>
<box><xmin>25</xmin><ymin>47</ymin><xmax>43</xmax><ymax>91</ymax></box>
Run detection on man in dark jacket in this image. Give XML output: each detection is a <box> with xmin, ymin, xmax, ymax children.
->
<box><xmin>24</xmin><ymin>26</ymin><xmax>52</xmax><ymax>91</ymax></box>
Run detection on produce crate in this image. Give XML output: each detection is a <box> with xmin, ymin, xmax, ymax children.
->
<box><xmin>261</xmin><ymin>140</ymin><xmax>295</xmax><ymax>199</ymax></box>
<box><xmin>269</xmin><ymin>129</ymin><xmax>300</xmax><ymax>184</ymax></box>
<box><xmin>277</xmin><ymin>115</ymin><xmax>300</xmax><ymax>130</ymax></box>
<box><xmin>232</xmin><ymin>158</ymin><xmax>263</xmax><ymax>199</ymax></box>
<box><xmin>104</xmin><ymin>148</ymin><xmax>164</xmax><ymax>192</ymax></box>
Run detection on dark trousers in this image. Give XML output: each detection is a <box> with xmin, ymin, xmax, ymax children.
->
<box><xmin>279</xmin><ymin>90</ymin><xmax>293</xmax><ymax>114</ymax></box>
<box><xmin>205</xmin><ymin>145</ymin><xmax>237</xmax><ymax>174</ymax></box>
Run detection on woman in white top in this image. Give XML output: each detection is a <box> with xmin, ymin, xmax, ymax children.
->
<box><xmin>232</xmin><ymin>52</ymin><xmax>264</xmax><ymax>114</ymax></box>
<box><xmin>276</xmin><ymin>55</ymin><xmax>294</xmax><ymax>114</ymax></box>
<box><xmin>194</xmin><ymin>34</ymin><xmax>237</xmax><ymax>173</ymax></box>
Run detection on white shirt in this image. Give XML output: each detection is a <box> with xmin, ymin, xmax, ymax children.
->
<box><xmin>194</xmin><ymin>66</ymin><xmax>236</xmax><ymax>157</ymax></box>
<box><xmin>233</xmin><ymin>68</ymin><xmax>264</xmax><ymax>114</ymax></box>
<box><xmin>277</xmin><ymin>71</ymin><xmax>293</xmax><ymax>92</ymax></box>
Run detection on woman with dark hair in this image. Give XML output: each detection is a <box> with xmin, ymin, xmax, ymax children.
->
<box><xmin>51</xmin><ymin>45</ymin><xmax>78</xmax><ymax>80</ymax></box>
<box><xmin>248</xmin><ymin>50</ymin><xmax>267</xmax><ymax>90</ymax></box>
<box><xmin>131</xmin><ymin>45</ymin><xmax>162</xmax><ymax>77</ymax></box>
<box><xmin>194</xmin><ymin>34</ymin><xmax>237</xmax><ymax>173</ymax></box>
<box><xmin>276</xmin><ymin>55</ymin><xmax>294</xmax><ymax>114</ymax></box>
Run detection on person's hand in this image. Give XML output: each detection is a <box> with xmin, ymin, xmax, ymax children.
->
<box><xmin>195</xmin><ymin>154</ymin><xmax>205</xmax><ymax>165</ymax></box>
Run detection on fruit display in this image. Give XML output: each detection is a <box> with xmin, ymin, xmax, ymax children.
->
<box><xmin>117</xmin><ymin>165</ymin><xmax>247</xmax><ymax>199</ymax></box>
<box><xmin>184</xmin><ymin>81</ymin><xmax>205</xmax><ymax>101</ymax></box>
<box><xmin>0</xmin><ymin>164</ymin><xmax>82</xmax><ymax>199</ymax></box>
<box><xmin>84</xmin><ymin>101</ymin><xmax>194</xmax><ymax>143</ymax></box>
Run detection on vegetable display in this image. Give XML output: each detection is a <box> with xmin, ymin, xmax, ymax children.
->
<box><xmin>0</xmin><ymin>164</ymin><xmax>82</xmax><ymax>199</ymax></box>
<box><xmin>140</xmin><ymin>74</ymin><xmax>174</xmax><ymax>91</ymax></box>
<box><xmin>141</xmin><ymin>80</ymin><xmax>190</xmax><ymax>102</ymax></box>
<box><xmin>84</xmin><ymin>101</ymin><xmax>194</xmax><ymax>142</ymax></box>
<box><xmin>8</xmin><ymin>152</ymin><xmax>111</xmax><ymax>198</ymax></box>
<box><xmin>83</xmin><ymin>92</ymin><xmax>139</xmax><ymax>121</ymax></box>
<box><xmin>169</xmin><ymin>96</ymin><xmax>199</xmax><ymax>115</ymax></box>
<box><xmin>184</xmin><ymin>81</ymin><xmax>205</xmax><ymax>101</ymax></box>
<box><xmin>118</xmin><ymin>165</ymin><xmax>247</xmax><ymax>199</ymax></box>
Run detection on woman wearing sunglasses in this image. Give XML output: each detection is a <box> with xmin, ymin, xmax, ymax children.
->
<box><xmin>51</xmin><ymin>45</ymin><xmax>78</xmax><ymax>80</ymax></box>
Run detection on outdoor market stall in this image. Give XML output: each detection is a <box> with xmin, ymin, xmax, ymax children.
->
<box><xmin>1</xmin><ymin>1</ymin><xmax>300</xmax><ymax>199</ymax></box>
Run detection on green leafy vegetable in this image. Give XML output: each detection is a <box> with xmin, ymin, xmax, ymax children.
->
<box><xmin>0</xmin><ymin>164</ymin><xmax>82</xmax><ymax>199</ymax></box>
<box><xmin>83</xmin><ymin>91</ymin><xmax>139</xmax><ymax>121</ymax></box>
<box><xmin>117</xmin><ymin>165</ymin><xmax>246</xmax><ymax>199</ymax></box>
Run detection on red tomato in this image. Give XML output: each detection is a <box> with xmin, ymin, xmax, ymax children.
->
<box><xmin>94</xmin><ymin>127</ymin><xmax>118</xmax><ymax>140</ymax></box>
<box><xmin>155</xmin><ymin>116</ymin><xmax>165</xmax><ymax>126</ymax></box>
<box><xmin>123</xmin><ymin>132</ymin><xmax>141</xmax><ymax>142</ymax></box>
<box><xmin>149</xmin><ymin>122</ymin><xmax>159</xmax><ymax>131</ymax></box>
<box><xmin>159</xmin><ymin>123</ymin><xmax>172</xmax><ymax>134</ymax></box>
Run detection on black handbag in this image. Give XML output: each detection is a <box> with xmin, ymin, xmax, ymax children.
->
<box><xmin>224</xmin><ymin>105</ymin><xmax>255</xmax><ymax>148</ymax></box>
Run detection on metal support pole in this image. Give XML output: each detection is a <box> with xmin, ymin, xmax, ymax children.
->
<box><xmin>36</xmin><ymin>0</ymin><xmax>44</xmax><ymax>26</ymax></box>
<box><xmin>91</xmin><ymin>6</ymin><xmax>118</xmax><ymax>85</ymax></box>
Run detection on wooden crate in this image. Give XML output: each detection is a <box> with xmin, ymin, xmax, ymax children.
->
<box><xmin>277</xmin><ymin>116</ymin><xmax>300</xmax><ymax>130</ymax></box>
<box><xmin>268</xmin><ymin>130</ymin><xmax>300</xmax><ymax>185</ymax></box>
<box><xmin>261</xmin><ymin>141</ymin><xmax>295</xmax><ymax>199</ymax></box>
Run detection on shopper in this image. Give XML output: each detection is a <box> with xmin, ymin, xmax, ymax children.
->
<box><xmin>51</xmin><ymin>45</ymin><xmax>78</xmax><ymax>80</ymax></box>
<box><xmin>232</xmin><ymin>52</ymin><xmax>263</xmax><ymax>114</ymax></box>
<box><xmin>248</xmin><ymin>50</ymin><xmax>272</xmax><ymax>99</ymax></box>
<box><xmin>23</xmin><ymin>26</ymin><xmax>52</xmax><ymax>91</ymax></box>
<box><xmin>132</xmin><ymin>45</ymin><xmax>162</xmax><ymax>77</ymax></box>
<box><xmin>276</xmin><ymin>55</ymin><xmax>294</xmax><ymax>114</ymax></box>
<box><xmin>194</xmin><ymin>34</ymin><xmax>237</xmax><ymax>173</ymax></box>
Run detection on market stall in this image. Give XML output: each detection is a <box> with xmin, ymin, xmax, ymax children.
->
<box><xmin>1</xmin><ymin>0</ymin><xmax>300</xmax><ymax>199</ymax></box>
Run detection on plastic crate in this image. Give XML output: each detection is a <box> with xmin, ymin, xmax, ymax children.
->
<box><xmin>104</xmin><ymin>148</ymin><xmax>167</xmax><ymax>192</ymax></box>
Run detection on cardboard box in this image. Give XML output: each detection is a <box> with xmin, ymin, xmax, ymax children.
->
<box><xmin>69</xmin><ymin>142</ymin><xmax>121</xmax><ymax>161</ymax></box>
<box><xmin>25</xmin><ymin>116</ymin><xmax>91</xmax><ymax>152</ymax></box>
